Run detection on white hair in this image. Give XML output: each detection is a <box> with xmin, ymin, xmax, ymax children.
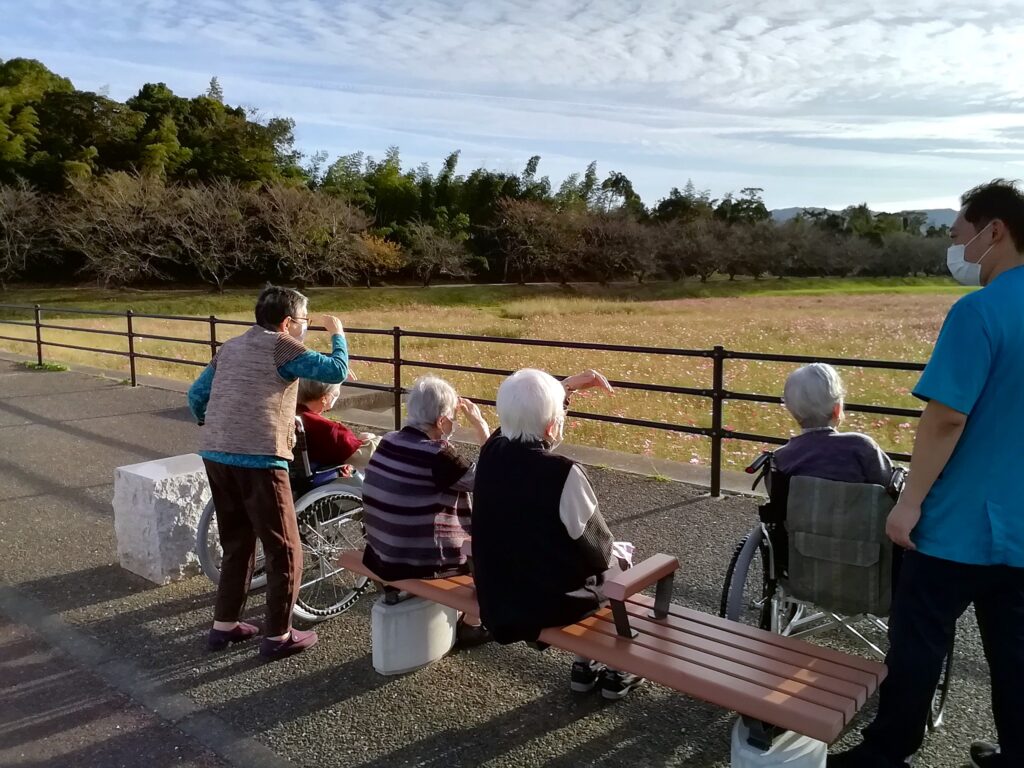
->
<box><xmin>783</xmin><ymin>363</ymin><xmax>846</xmax><ymax>429</ymax></box>
<box><xmin>404</xmin><ymin>375</ymin><xmax>458</xmax><ymax>430</ymax></box>
<box><xmin>496</xmin><ymin>368</ymin><xmax>565</xmax><ymax>442</ymax></box>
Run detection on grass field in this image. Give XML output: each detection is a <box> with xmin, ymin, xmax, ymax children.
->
<box><xmin>0</xmin><ymin>278</ymin><xmax>968</xmax><ymax>469</ymax></box>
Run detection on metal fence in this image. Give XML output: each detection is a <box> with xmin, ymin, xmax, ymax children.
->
<box><xmin>0</xmin><ymin>302</ymin><xmax>926</xmax><ymax>496</ymax></box>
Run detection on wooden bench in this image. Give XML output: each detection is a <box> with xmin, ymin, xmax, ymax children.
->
<box><xmin>337</xmin><ymin>549</ymin><xmax>885</xmax><ymax>747</ymax></box>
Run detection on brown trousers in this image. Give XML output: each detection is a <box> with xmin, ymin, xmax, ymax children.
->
<box><xmin>203</xmin><ymin>460</ymin><xmax>302</xmax><ymax>637</ymax></box>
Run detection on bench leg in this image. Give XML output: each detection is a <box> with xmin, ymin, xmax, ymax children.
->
<box><xmin>740</xmin><ymin>717</ymin><xmax>783</xmax><ymax>751</ymax></box>
<box><xmin>610</xmin><ymin>600</ymin><xmax>637</xmax><ymax>638</ymax></box>
<box><xmin>651</xmin><ymin>574</ymin><xmax>674</xmax><ymax>619</ymax></box>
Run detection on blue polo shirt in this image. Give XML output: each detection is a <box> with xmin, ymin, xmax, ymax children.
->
<box><xmin>912</xmin><ymin>265</ymin><xmax>1024</xmax><ymax>566</ymax></box>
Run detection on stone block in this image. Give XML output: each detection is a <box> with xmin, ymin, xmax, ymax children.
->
<box><xmin>113</xmin><ymin>454</ymin><xmax>210</xmax><ymax>584</ymax></box>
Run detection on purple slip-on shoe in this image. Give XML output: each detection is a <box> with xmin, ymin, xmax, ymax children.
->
<box><xmin>207</xmin><ymin>621</ymin><xmax>261</xmax><ymax>651</ymax></box>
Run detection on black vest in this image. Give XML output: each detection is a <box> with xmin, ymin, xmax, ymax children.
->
<box><xmin>472</xmin><ymin>433</ymin><xmax>604</xmax><ymax>643</ymax></box>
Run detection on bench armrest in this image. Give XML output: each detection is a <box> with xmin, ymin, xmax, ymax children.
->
<box><xmin>603</xmin><ymin>553</ymin><xmax>679</xmax><ymax>638</ymax></box>
<box><xmin>603</xmin><ymin>554</ymin><xmax>678</xmax><ymax>602</ymax></box>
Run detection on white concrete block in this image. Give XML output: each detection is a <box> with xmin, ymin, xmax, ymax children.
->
<box><xmin>730</xmin><ymin>719</ymin><xmax>826</xmax><ymax>768</ymax></box>
<box><xmin>113</xmin><ymin>454</ymin><xmax>210</xmax><ymax>585</ymax></box>
<box><xmin>371</xmin><ymin>595</ymin><xmax>458</xmax><ymax>675</ymax></box>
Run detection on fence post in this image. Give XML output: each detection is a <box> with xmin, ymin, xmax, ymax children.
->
<box><xmin>710</xmin><ymin>345</ymin><xmax>725</xmax><ymax>498</ymax></box>
<box><xmin>393</xmin><ymin>327</ymin><xmax>402</xmax><ymax>431</ymax></box>
<box><xmin>33</xmin><ymin>304</ymin><xmax>43</xmax><ymax>366</ymax></box>
<box><xmin>208</xmin><ymin>316</ymin><xmax>217</xmax><ymax>362</ymax></box>
<box><xmin>126</xmin><ymin>310</ymin><xmax>137</xmax><ymax>387</ymax></box>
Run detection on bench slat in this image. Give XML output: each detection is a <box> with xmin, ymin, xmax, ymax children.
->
<box><xmin>624</xmin><ymin>595</ymin><xmax>880</xmax><ymax>692</ymax></box>
<box><xmin>539</xmin><ymin>622</ymin><xmax>848</xmax><ymax>743</ymax></box>
<box><xmin>630</xmin><ymin>595</ymin><xmax>886</xmax><ymax>682</ymax></box>
<box><xmin>585</xmin><ymin>610</ymin><xmax>856</xmax><ymax>720</ymax></box>
<box><xmin>594</xmin><ymin>609</ymin><xmax>869</xmax><ymax>709</ymax></box>
<box><xmin>337</xmin><ymin>551</ymin><xmax>480</xmax><ymax>618</ymax></box>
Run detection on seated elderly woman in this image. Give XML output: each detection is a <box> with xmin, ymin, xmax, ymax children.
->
<box><xmin>361</xmin><ymin>375</ymin><xmax>490</xmax><ymax>581</ymax></box>
<box><xmin>471</xmin><ymin>368</ymin><xmax>645</xmax><ymax>701</ymax></box>
<box><xmin>775</xmin><ymin>362</ymin><xmax>893</xmax><ymax>486</ymax></box>
<box><xmin>296</xmin><ymin>379</ymin><xmax>379</xmax><ymax>473</ymax></box>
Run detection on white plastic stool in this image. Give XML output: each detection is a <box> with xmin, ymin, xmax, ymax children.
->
<box><xmin>730</xmin><ymin>718</ymin><xmax>827</xmax><ymax>768</ymax></box>
<box><xmin>371</xmin><ymin>595</ymin><xmax>459</xmax><ymax>675</ymax></box>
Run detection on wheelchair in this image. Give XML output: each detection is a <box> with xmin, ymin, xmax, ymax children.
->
<box><xmin>196</xmin><ymin>416</ymin><xmax>371</xmax><ymax>623</ymax></box>
<box><xmin>719</xmin><ymin>451</ymin><xmax>954</xmax><ymax>731</ymax></box>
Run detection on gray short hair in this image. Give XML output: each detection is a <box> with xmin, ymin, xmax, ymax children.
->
<box><xmin>405</xmin><ymin>376</ymin><xmax>458</xmax><ymax>430</ymax></box>
<box><xmin>496</xmin><ymin>368</ymin><xmax>565</xmax><ymax>442</ymax></box>
<box><xmin>783</xmin><ymin>363</ymin><xmax>846</xmax><ymax>429</ymax></box>
<box><xmin>298</xmin><ymin>379</ymin><xmax>340</xmax><ymax>403</ymax></box>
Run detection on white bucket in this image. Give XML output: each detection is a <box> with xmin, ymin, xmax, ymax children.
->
<box><xmin>730</xmin><ymin>718</ymin><xmax>827</xmax><ymax>768</ymax></box>
<box><xmin>371</xmin><ymin>595</ymin><xmax>459</xmax><ymax>675</ymax></box>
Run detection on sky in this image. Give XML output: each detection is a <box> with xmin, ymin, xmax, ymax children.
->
<box><xmin>4</xmin><ymin>0</ymin><xmax>1024</xmax><ymax>211</ymax></box>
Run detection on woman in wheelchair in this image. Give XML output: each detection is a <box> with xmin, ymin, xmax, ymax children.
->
<box><xmin>296</xmin><ymin>378</ymin><xmax>380</xmax><ymax>477</ymax></box>
<box><xmin>755</xmin><ymin>363</ymin><xmax>904</xmax><ymax>581</ymax></box>
<box><xmin>775</xmin><ymin>362</ymin><xmax>892</xmax><ymax>487</ymax></box>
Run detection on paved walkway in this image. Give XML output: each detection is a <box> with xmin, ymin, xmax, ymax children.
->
<box><xmin>0</xmin><ymin>360</ymin><xmax>995</xmax><ymax>767</ymax></box>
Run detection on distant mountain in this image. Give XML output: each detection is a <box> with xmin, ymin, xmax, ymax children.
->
<box><xmin>771</xmin><ymin>207</ymin><xmax>957</xmax><ymax>230</ymax></box>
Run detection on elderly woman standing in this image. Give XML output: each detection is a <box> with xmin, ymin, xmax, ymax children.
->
<box><xmin>361</xmin><ymin>375</ymin><xmax>490</xmax><ymax>581</ymax></box>
<box><xmin>471</xmin><ymin>368</ymin><xmax>644</xmax><ymax>700</ymax></box>
<box><xmin>776</xmin><ymin>362</ymin><xmax>892</xmax><ymax>486</ymax></box>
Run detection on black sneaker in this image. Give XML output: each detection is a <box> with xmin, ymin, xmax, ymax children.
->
<box><xmin>971</xmin><ymin>741</ymin><xmax>1003</xmax><ymax>768</ymax></box>
<box><xmin>598</xmin><ymin>668</ymin><xmax>645</xmax><ymax>700</ymax></box>
<box><xmin>570</xmin><ymin>660</ymin><xmax>605</xmax><ymax>693</ymax></box>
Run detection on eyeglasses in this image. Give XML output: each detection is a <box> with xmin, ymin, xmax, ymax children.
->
<box><xmin>289</xmin><ymin>316</ymin><xmax>309</xmax><ymax>325</ymax></box>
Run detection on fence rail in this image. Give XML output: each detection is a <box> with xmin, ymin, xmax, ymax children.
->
<box><xmin>0</xmin><ymin>302</ymin><xmax>924</xmax><ymax>496</ymax></box>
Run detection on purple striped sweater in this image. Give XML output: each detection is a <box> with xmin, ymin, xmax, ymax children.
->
<box><xmin>361</xmin><ymin>426</ymin><xmax>475</xmax><ymax>580</ymax></box>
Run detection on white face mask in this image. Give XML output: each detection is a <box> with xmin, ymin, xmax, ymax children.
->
<box><xmin>947</xmin><ymin>223</ymin><xmax>994</xmax><ymax>286</ymax></box>
<box><xmin>325</xmin><ymin>393</ymin><xmax>338</xmax><ymax>411</ymax></box>
<box><xmin>439</xmin><ymin>415</ymin><xmax>455</xmax><ymax>441</ymax></box>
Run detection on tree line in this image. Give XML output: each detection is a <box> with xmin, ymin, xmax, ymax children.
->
<box><xmin>0</xmin><ymin>57</ymin><xmax>950</xmax><ymax>290</ymax></box>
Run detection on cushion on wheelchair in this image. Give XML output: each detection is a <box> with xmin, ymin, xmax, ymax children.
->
<box><xmin>786</xmin><ymin>475</ymin><xmax>894</xmax><ymax>618</ymax></box>
<box><xmin>310</xmin><ymin>466</ymin><xmax>342</xmax><ymax>487</ymax></box>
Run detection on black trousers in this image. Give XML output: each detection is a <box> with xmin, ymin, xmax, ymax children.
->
<box><xmin>863</xmin><ymin>550</ymin><xmax>1024</xmax><ymax>763</ymax></box>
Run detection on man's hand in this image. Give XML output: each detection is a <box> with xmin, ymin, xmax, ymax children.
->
<box><xmin>322</xmin><ymin>314</ymin><xmax>344</xmax><ymax>336</ymax></box>
<box><xmin>886</xmin><ymin>500</ymin><xmax>922</xmax><ymax>550</ymax></box>
<box><xmin>561</xmin><ymin>369</ymin><xmax>614</xmax><ymax>396</ymax></box>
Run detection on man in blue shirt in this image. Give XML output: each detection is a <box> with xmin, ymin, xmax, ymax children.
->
<box><xmin>188</xmin><ymin>286</ymin><xmax>349</xmax><ymax>661</ymax></box>
<box><xmin>830</xmin><ymin>181</ymin><xmax>1024</xmax><ymax>767</ymax></box>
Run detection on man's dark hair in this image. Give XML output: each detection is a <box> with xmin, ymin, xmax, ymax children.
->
<box><xmin>254</xmin><ymin>285</ymin><xmax>307</xmax><ymax>330</ymax></box>
<box><xmin>961</xmin><ymin>179</ymin><xmax>1024</xmax><ymax>253</ymax></box>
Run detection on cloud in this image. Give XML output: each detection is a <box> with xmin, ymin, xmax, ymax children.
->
<box><xmin>4</xmin><ymin>0</ymin><xmax>1024</xmax><ymax>210</ymax></box>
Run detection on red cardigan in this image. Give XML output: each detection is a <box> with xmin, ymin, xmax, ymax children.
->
<box><xmin>297</xmin><ymin>405</ymin><xmax>363</xmax><ymax>467</ymax></box>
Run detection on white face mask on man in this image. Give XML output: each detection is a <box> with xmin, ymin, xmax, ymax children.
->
<box><xmin>947</xmin><ymin>222</ymin><xmax>994</xmax><ymax>286</ymax></box>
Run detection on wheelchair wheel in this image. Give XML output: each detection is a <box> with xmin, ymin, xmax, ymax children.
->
<box><xmin>720</xmin><ymin>527</ymin><xmax>776</xmax><ymax>630</ymax></box>
<box><xmin>292</xmin><ymin>490</ymin><xmax>371</xmax><ymax>623</ymax></box>
<box><xmin>196</xmin><ymin>498</ymin><xmax>269</xmax><ymax>590</ymax></box>
<box><xmin>928</xmin><ymin>638</ymin><xmax>955</xmax><ymax>731</ymax></box>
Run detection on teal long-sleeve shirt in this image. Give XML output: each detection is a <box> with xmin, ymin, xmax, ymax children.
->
<box><xmin>188</xmin><ymin>333</ymin><xmax>349</xmax><ymax>469</ymax></box>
